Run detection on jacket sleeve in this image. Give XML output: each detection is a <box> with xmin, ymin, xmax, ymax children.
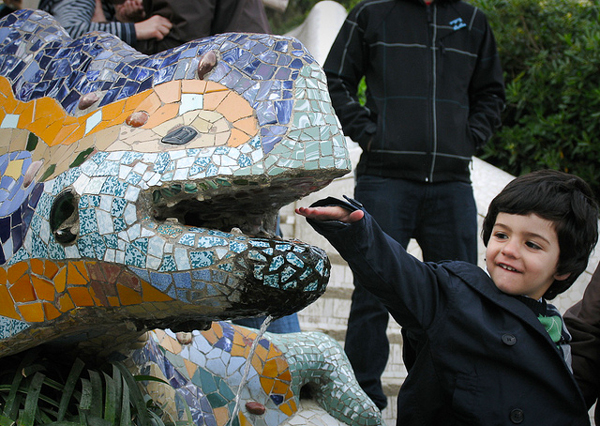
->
<box><xmin>564</xmin><ymin>264</ymin><xmax>600</xmax><ymax>409</ymax></box>
<box><xmin>467</xmin><ymin>10</ymin><xmax>505</xmax><ymax>149</ymax></box>
<box><xmin>306</xmin><ymin>197</ymin><xmax>445</xmax><ymax>331</ymax></box>
<box><xmin>323</xmin><ymin>5</ymin><xmax>377</xmax><ymax>149</ymax></box>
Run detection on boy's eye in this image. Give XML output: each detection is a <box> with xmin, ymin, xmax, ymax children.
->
<box><xmin>493</xmin><ymin>232</ymin><xmax>508</xmax><ymax>239</ymax></box>
<box><xmin>526</xmin><ymin>241</ymin><xmax>542</xmax><ymax>250</ymax></box>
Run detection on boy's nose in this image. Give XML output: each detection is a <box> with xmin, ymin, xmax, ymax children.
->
<box><xmin>501</xmin><ymin>240</ymin><xmax>520</xmax><ymax>258</ymax></box>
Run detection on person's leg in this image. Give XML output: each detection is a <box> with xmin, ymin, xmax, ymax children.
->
<box><xmin>231</xmin><ymin>313</ymin><xmax>301</xmax><ymax>333</ymax></box>
<box><xmin>417</xmin><ymin>181</ymin><xmax>478</xmax><ymax>264</ymax></box>
<box><xmin>344</xmin><ymin>283</ymin><xmax>389</xmax><ymax>409</ymax></box>
<box><xmin>265</xmin><ymin>313</ymin><xmax>300</xmax><ymax>333</ymax></box>
<box><xmin>346</xmin><ymin>175</ymin><xmax>417</xmax><ymax>410</ymax></box>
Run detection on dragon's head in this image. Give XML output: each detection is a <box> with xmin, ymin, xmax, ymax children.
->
<box><xmin>0</xmin><ymin>10</ymin><xmax>350</xmax><ymax>356</ymax></box>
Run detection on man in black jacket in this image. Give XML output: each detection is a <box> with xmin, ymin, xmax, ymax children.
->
<box><xmin>324</xmin><ymin>0</ymin><xmax>505</xmax><ymax>410</ymax></box>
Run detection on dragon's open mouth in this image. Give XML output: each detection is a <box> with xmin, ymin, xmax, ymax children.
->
<box><xmin>151</xmin><ymin>189</ymin><xmax>281</xmax><ymax>237</ymax></box>
<box><xmin>147</xmin><ymin>175</ymin><xmax>329</xmax><ymax>238</ymax></box>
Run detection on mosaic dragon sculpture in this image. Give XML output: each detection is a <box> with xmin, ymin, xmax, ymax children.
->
<box><xmin>0</xmin><ymin>8</ymin><xmax>382</xmax><ymax>426</ymax></box>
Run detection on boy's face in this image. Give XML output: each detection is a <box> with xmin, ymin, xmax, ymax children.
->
<box><xmin>486</xmin><ymin>213</ymin><xmax>570</xmax><ymax>300</ymax></box>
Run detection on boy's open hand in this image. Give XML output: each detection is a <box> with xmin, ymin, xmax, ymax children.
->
<box><xmin>295</xmin><ymin>206</ymin><xmax>364</xmax><ymax>223</ymax></box>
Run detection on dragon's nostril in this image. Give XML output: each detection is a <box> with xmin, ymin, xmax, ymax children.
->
<box><xmin>162</xmin><ymin>126</ymin><xmax>198</xmax><ymax>145</ymax></box>
<box><xmin>50</xmin><ymin>190</ymin><xmax>79</xmax><ymax>245</ymax></box>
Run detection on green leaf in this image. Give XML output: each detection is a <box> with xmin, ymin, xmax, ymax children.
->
<box><xmin>2</xmin><ymin>350</ymin><xmax>39</xmax><ymax>419</ymax></box>
<box><xmin>0</xmin><ymin>412</ymin><xmax>15</xmax><ymax>426</ymax></box>
<box><xmin>57</xmin><ymin>358</ymin><xmax>85</xmax><ymax>421</ymax></box>
<box><xmin>88</xmin><ymin>370</ymin><xmax>103</xmax><ymax>419</ymax></box>
<box><xmin>79</xmin><ymin>378</ymin><xmax>93</xmax><ymax>413</ymax></box>
<box><xmin>113</xmin><ymin>363</ymin><xmax>150</xmax><ymax>425</ymax></box>
<box><xmin>119</xmin><ymin>377</ymin><xmax>131</xmax><ymax>426</ymax></box>
<box><xmin>21</xmin><ymin>372</ymin><xmax>46</xmax><ymax>426</ymax></box>
<box><xmin>133</xmin><ymin>376</ymin><xmax>170</xmax><ymax>386</ymax></box>
<box><xmin>102</xmin><ymin>372</ymin><xmax>117</xmax><ymax>423</ymax></box>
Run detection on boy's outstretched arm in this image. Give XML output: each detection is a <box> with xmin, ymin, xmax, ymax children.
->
<box><xmin>295</xmin><ymin>206</ymin><xmax>364</xmax><ymax>223</ymax></box>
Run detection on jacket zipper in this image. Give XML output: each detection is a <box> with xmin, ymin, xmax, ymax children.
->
<box><xmin>428</xmin><ymin>3</ymin><xmax>437</xmax><ymax>183</ymax></box>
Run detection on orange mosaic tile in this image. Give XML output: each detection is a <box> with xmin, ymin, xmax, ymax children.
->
<box><xmin>67</xmin><ymin>261</ymin><xmax>90</xmax><ymax>285</ymax></box>
<box><xmin>42</xmin><ymin>302</ymin><xmax>62</xmax><ymax>321</ymax></box>
<box><xmin>203</xmin><ymin>90</ymin><xmax>229</xmax><ymax>111</ymax></box>
<box><xmin>279</xmin><ymin>402</ymin><xmax>294</xmax><ymax>417</ymax></box>
<box><xmin>184</xmin><ymin>358</ymin><xmax>197</xmax><ymax>379</ymax></box>
<box><xmin>7</xmin><ymin>261</ymin><xmax>28</xmax><ymax>284</ymax></box>
<box><xmin>106</xmin><ymin>296</ymin><xmax>121</xmax><ymax>307</ymax></box>
<box><xmin>260</xmin><ymin>377</ymin><xmax>275</xmax><ymax>394</ymax></box>
<box><xmin>228</xmin><ymin>128</ymin><xmax>250</xmax><ymax>148</ymax></box>
<box><xmin>10</xmin><ymin>275</ymin><xmax>36</xmax><ymax>303</ymax></box>
<box><xmin>116</xmin><ymin>284</ymin><xmax>143</xmax><ymax>306</ymax></box>
<box><xmin>31</xmin><ymin>276</ymin><xmax>55</xmax><ymax>301</ymax></box>
<box><xmin>144</xmin><ymin>103</ymin><xmax>179</xmax><ymax>128</ymax></box>
<box><xmin>204</xmin><ymin>81</ymin><xmax>228</xmax><ymax>94</ymax></box>
<box><xmin>18</xmin><ymin>302</ymin><xmax>45</xmax><ymax>323</ymax></box>
<box><xmin>219</xmin><ymin>93</ymin><xmax>253</xmax><ymax>123</ymax></box>
<box><xmin>30</xmin><ymin>258</ymin><xmax>44</xmax><ymax>275</ymax></box>
<box><xmin>154</xmin><ymin>80</ymin><xmax>181</xmax><ymax>104</ymax></box>
<box><xmin>262</xmin><ymin>359</ymin><xmax>279</xmax><ymax>378</ymax></box>
<box><xmin>213</xmin><ymin>406</ymin><xmax>229</xmax><ymax>426</ymax></box>
<box><xmin>272</xmin><ymin>379</ymin><xmax>289</xmax><ymax>395</ymax></box>
<box><xmin>239</xmin><ymin>412</ymin><xmax>250</xmax><ymax>426</ymax></box>
<box><xmin>0</xmin><ymin>284</ymin><xmax>19</xmax><ymax>319</ymax></box>
<box><xmin>57</xmin><ymin>293</ymin><xmax>75</xmax><ymax>312</ymax></box>
<box><xmin>67</xmin><ymin>286</ymin><xmax>95</xmax><ymax>307</ymax></box>
<box><xmin>132</xmin><ymin>91</ymin><xmax>159</xmax><ymax>115</ymax></box>
<box><xmin>141</xmin><ymin>281</ymin><xmax>173</xmax><ymax>302</ymax></box>
<box><xmin>53</xmin><ymin>266</ymin><xmax>67</xmax><ymax>293</ymax></box>
<box><xmin>44</xmin><ymin>260</ymin><xmax>60</xmax><ymax>280</ymax></box>
<box><xmin>181</xmin><ymin>79</ymin><xmax>206</xmax><ymax>94</ymax></box>
<box><xmin>278</xmin><ymin>369</ymin><xmax>292</xmax><ymax>383</ymax></box>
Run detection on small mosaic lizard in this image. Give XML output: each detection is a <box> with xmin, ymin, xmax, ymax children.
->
<box><xmin>128</xmin><ymin>322</ymin><xmax>382</xmax><ymax>426</ymax></box>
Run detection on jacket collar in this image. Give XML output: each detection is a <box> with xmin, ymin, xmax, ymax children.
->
<box><xmin>404</xmin><ymin>0</ymin><xmax>461</xmax><ymax>5</ymax></box>
<box><xmin>444</xmin><ymin>262</ymin><xmax>557</xmax><ymax>338</ymax></box>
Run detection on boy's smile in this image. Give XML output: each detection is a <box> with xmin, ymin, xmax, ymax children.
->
<box><xmin>486</xmin><ymin>213</ymin><xmax>570</xmax><ymax>300</ymax></box>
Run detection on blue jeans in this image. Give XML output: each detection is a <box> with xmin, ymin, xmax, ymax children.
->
<box><xmin>345</xmin><ymin>175</ymin><xmax>478</xmax><ymax>410</ymax></box>
<box><xmin>231</xmin><ymin>313</ymin><xmax>301</xmax><ymax>333</ymax></box>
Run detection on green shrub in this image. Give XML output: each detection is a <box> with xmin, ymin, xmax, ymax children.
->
<box><xmin>0</xmin><ymin>349</ymin><xmax>183</xmax><ymax>426</ymax></box>
<box><xmin>471</xmin><ymin>0</ymin><xmax>600</xmax><ymax>200</ymax></box>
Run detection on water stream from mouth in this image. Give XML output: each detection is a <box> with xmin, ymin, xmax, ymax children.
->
<box><xmin>228</xmin><ymin>314</ymin><xmax>274</xmax><ymax>425</ymax></box>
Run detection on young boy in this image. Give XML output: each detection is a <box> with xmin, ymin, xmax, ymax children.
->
<box><xmin>296</xmin><ymin>170</ymin><xmax>598</xmax><ymax>425</ymax></box>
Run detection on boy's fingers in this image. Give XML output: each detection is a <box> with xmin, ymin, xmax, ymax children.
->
<box><xmin>295</xmin><ymin>206</ymin><xmax>364</xmax><ymax>223</ymax></box>
<box><xmin>347</xmin><ymin>209</ymin><xmax>365</xmax><ymax>223</ymax></box>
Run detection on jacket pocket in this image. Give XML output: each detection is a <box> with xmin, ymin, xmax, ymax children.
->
<box><xmin>452</xmin><ymin>372</ymin><xmax>480</xmax><ymax>425</ymax></box>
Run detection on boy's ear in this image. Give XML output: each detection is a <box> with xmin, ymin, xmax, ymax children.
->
<box><xmin>554</xmin><ymin>271</ymin><xmax>571</xmax><ymax>282</ymax></box>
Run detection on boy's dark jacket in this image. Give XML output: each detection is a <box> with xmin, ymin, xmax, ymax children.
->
<box><xmin>324</xmin><ymin>0</ymin><xmax>505</xmax><ymax>183</ymax></box>
<box><xmin>308</xmin><ymin>197</ymin><xmax>590</xmax><ymax>425</ymax></box>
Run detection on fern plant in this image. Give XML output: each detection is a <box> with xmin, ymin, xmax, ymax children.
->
<box><xmin>0</xmin><ymin>347</ymin><xmax>191</xmax><ymax>426</ymax></box>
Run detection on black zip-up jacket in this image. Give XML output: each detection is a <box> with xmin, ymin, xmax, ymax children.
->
<box><xmin>324</xmin><ymin>0</ymin><xmax>505</xmax><ymax>183</ymax></box>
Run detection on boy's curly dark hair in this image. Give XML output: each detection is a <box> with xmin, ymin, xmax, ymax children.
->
<box><xmin>482</xmin><ymin>170</ymin><xmax>599</xmax><ymax>299</ymax></box>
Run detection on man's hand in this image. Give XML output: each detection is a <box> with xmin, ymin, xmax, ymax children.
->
<box><xmin>134</xmin><ymin>15</ymin><xmax>172</xmax><ymax>41</ymax></box>
<box><xmin>116</xmin><ymin>0</ymin><xmax>146</xmax><ymax>23</ymax></box>
<box><xmin>295</xmin><ymin>206</ymin><xmax>364</xmax><ymax>223</ymax></box>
